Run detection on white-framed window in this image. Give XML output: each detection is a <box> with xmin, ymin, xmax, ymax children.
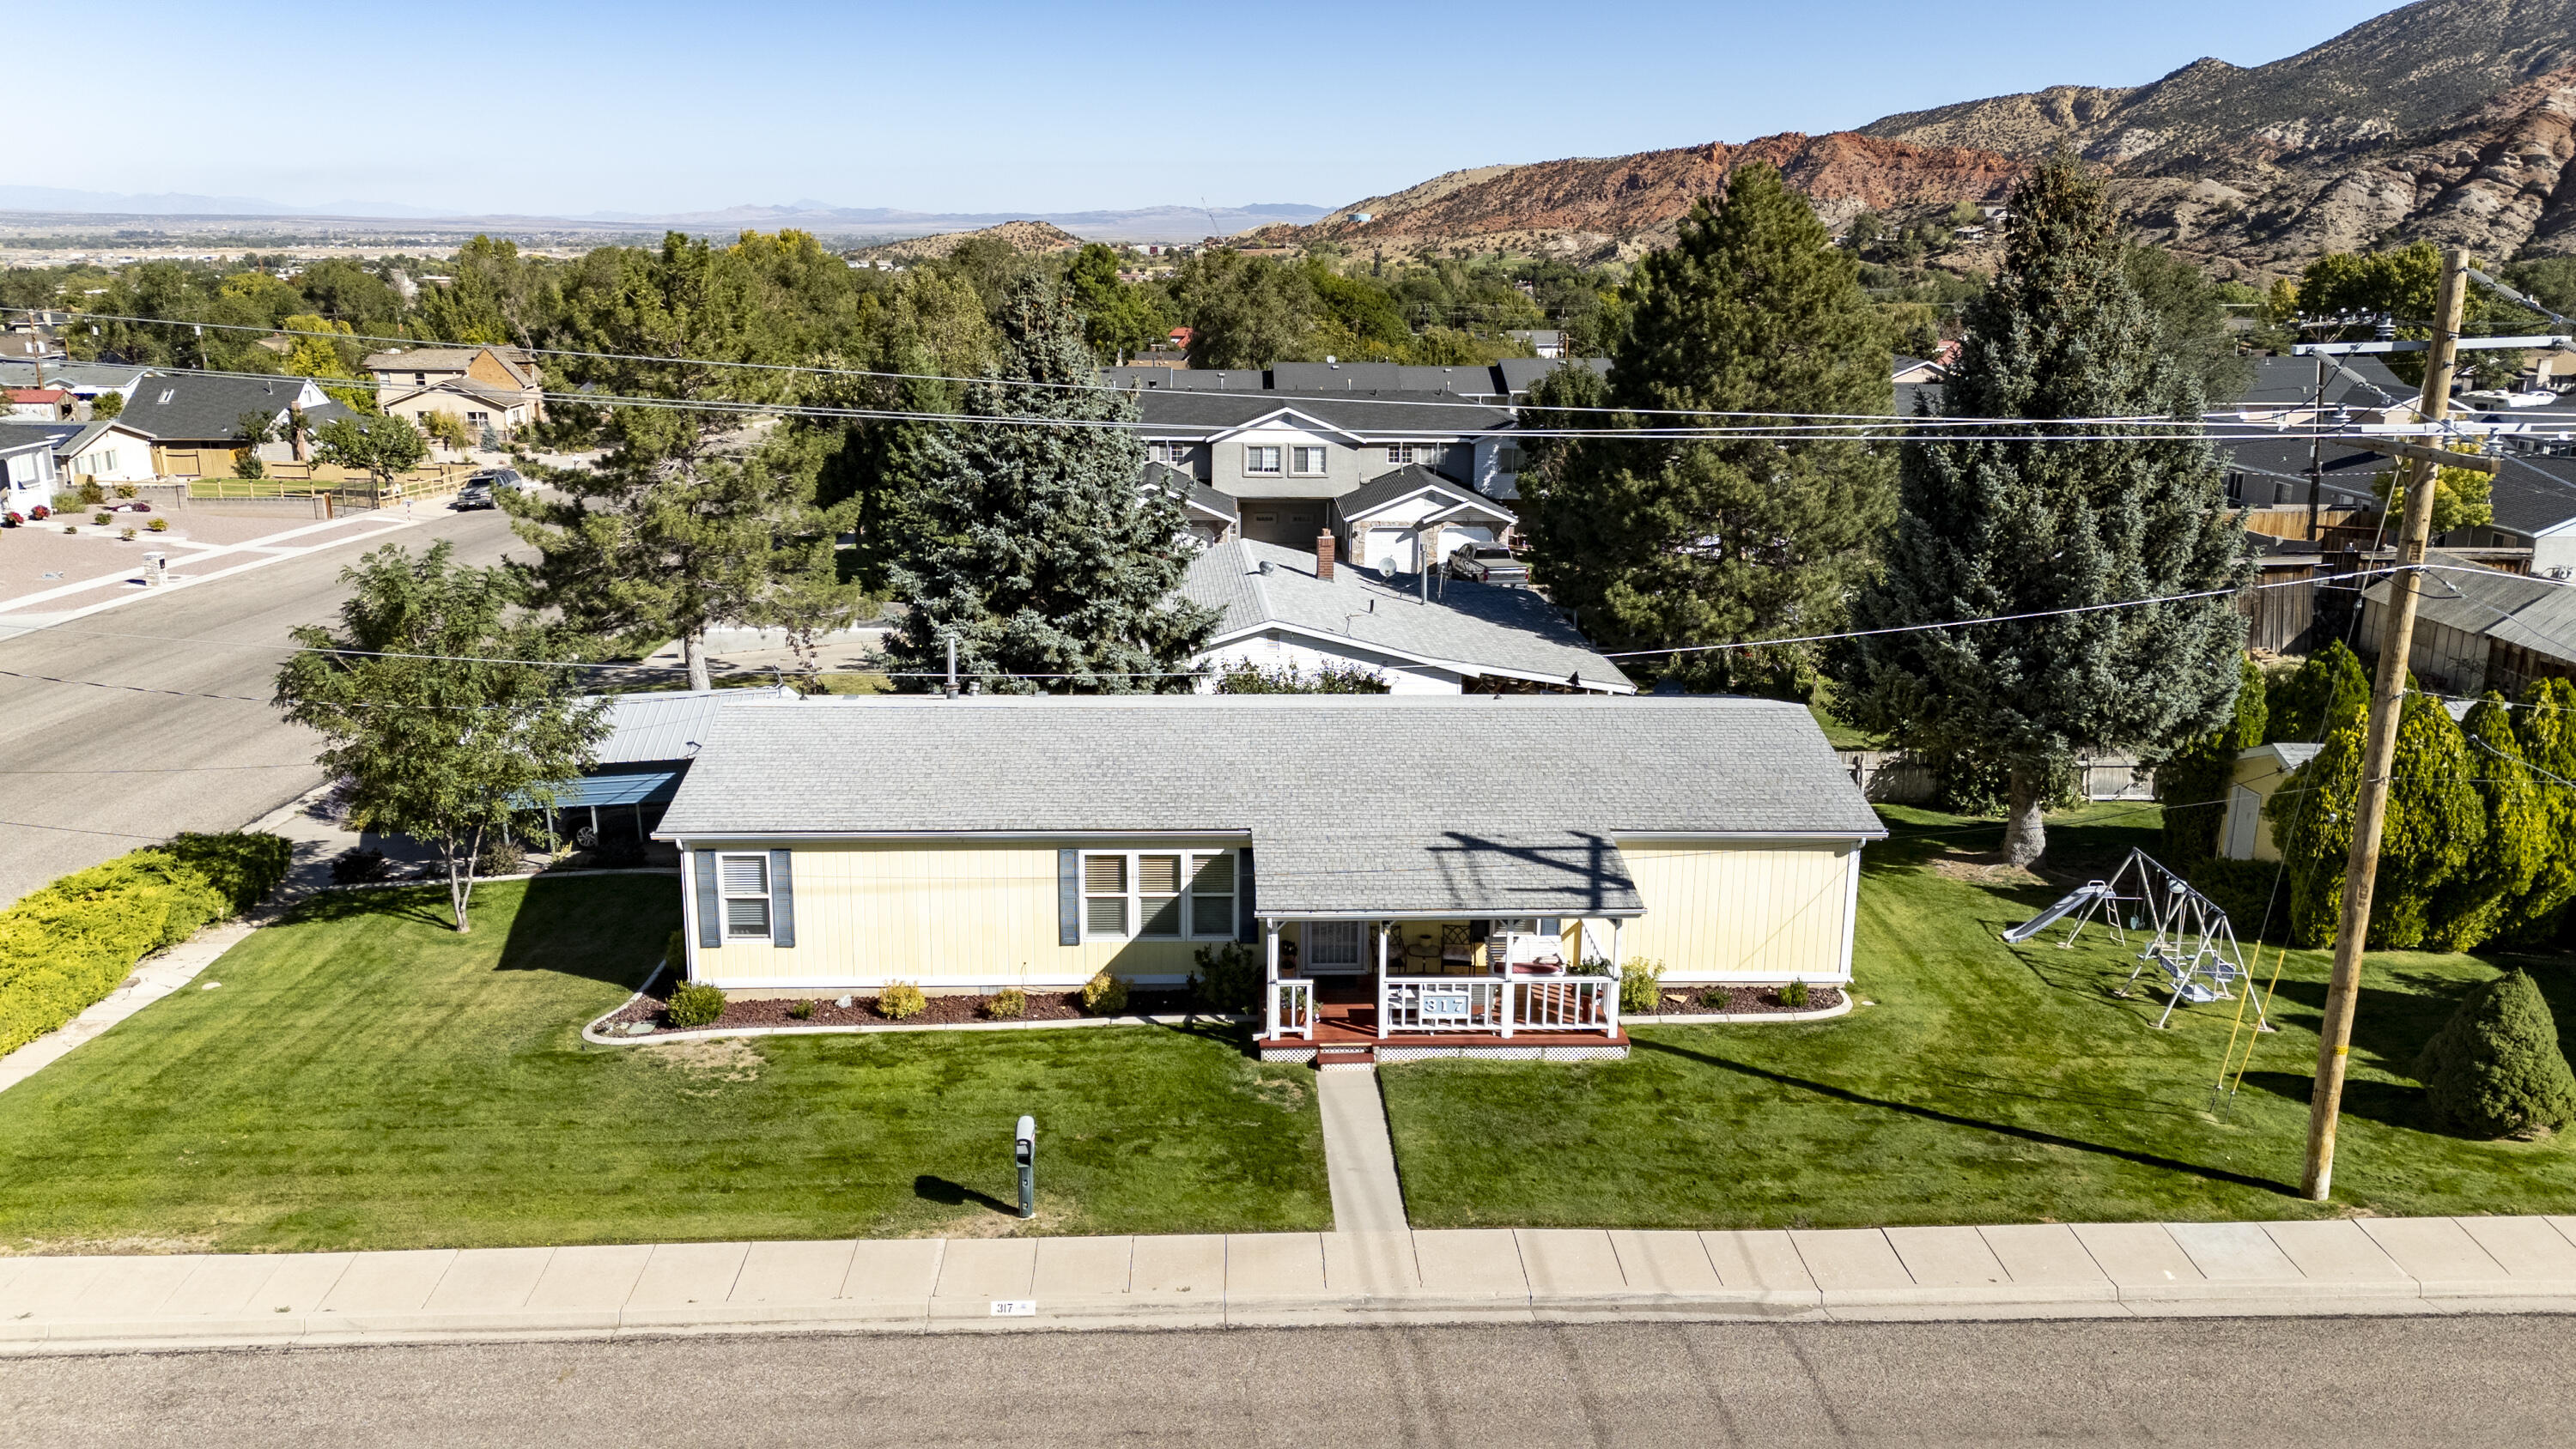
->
<box><xmin>1243</xmin><ymin>445</ymin><xmax>1282</xmax><ymax>475</ymax></box>
<box><xmin>718</xmin><ymin>852</ymin><xmax>773</xmax><ymax>941</ymax></box>
<box><xmin>1149</xmin><ymin>440</ymin><xmax>1192</xmax><ymax>465</ymax></box>
<box><xmin>1082</xmin><ymin>850</ymin><xmax>1235</xmax><ymax>941</ymax></box>
<box><xmin>1387</xmin><ymin>442</ymin><xmax>1442</xmax><ymax>464</ymax></box>
<box><xmin>1290</xmin><ymin>445</ymin><xmax>1327</xmax><ymax>476</ymax></box>
<box><xmin>1305</xmin><ymin>921</ymin><xmax>1363</xmax><ymax>968</ymax></box>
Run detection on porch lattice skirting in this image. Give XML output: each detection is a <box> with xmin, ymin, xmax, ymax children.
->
<box><xmin>1261</xmin><ymin>1040</ymin><xmax>1630</xmax><ymax>1064</ymax></box>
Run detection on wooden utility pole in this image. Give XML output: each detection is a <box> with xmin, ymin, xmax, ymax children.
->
<box><xmin>2301</xmin><ymin>245</ymin><xmax>2470</xmax><ymax>1202</ymax></box>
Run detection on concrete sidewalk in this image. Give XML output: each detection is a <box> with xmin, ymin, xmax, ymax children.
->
<box><xmin>9</xmin><ymin>1215</ymin><xmax>2576</xmax><ymax>1355</ymax></box>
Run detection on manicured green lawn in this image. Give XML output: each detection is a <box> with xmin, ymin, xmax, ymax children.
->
<box><xmin>1382</xmin><ymin>802</ymin><xmax>2576</xmax><ymax>1229</ymax></box>
<box><xmin>0</xmin><ymin>876</ymin><xmax>1326</xmax><ymax>1252</ymax></box>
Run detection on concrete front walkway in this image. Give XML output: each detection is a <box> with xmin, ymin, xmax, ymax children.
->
<box><xmin>9</xmin><ymin>1215</ymin><xmax>2576</xmax><ymax>1355</ymax></box>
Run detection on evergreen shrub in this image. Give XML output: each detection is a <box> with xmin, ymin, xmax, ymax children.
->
<box><xmin>665</xmin><ymin>980</ymin><xmax>725</xmax><ymax>1028</ymax></box>
<box><xmin>1780</xmin><ymin>979</ymin><xmax>1811</xmax><ymax>1009</ymax></box>
<box><xmin>1189</xmin><ymin>941</ymin><xmax>1261</xmax><ymax>1012</ymax></box>
<box><xmin>1080</xmin><ymin>969</ymin><xmax>1128</xmax><ymax>1016</ymax></box>
<box><xmin>787</xmin><ymin>998</ymin><xmax>814</xmax><ymax>1021</ymax></box>
<box><xmin>877</xmin><ymin>980</ymin><xmax>927</xmax><ymax>1020</ymax></box>
<box><xmin>2413</xmin><ymin>969</ymin><xmax>2576</xmax><ymax>1137</ymax></box>
<box><xmin>987</xmin><ymin>987</ymin><xmax>1028</xmax><ymax>1020</ymax></box>
<box><xmin>0</xmin><ymin>834</ymin><xmax>286</xmax><ymax>1056</ymax></box>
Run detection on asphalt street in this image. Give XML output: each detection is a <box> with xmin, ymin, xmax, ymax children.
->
<box><xmin>3</xmin><ymin>1314</ymin><xmax>2567</xmax><ymax>1448</ymax></box>
<box><xmin>0</xmin><ymin>507</ymin><xmax>519</xmax><ymax>906</ymax></box>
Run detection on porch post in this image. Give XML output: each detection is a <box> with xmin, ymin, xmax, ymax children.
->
<box><xmin>1609</xmin><ymin>919</ymin><xmax>1625</xmax><ymax>1034</ymax></box>
<box><xmin>1264</xmin><ymin>919</ymin><xmax>1279</xmax><ymax>1041</ymax></box>
<box><xmin>1376</xmin><ymin>921</ymin><xmax>1391</xmax><ymax>1040</ymax></box>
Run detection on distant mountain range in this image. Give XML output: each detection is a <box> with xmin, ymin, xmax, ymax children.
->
<box><xmin>1252</xmin><ymin>0</ymin><xmax>2576</xmax><ymax>274</ymax></box>
<box><xmin>0</xmin><ymin>187</ymin><xmax>1328</xmax><ymax>244</ymax></box>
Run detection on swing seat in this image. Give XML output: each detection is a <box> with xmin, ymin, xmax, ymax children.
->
<box><xmin>2176</xmin><ymin>981</ymin><xmax>2218</xmax><ymax>1005</ymax></box>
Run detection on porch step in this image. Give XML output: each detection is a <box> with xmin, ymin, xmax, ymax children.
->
<box><xmin>1313</xmin><ymin>1044</ymin><xmax>1376</xmax><ymax>1072</ymax></box>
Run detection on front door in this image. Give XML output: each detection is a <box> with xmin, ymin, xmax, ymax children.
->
<box><xmin>1301</xmin><ymin>920</ymin><xmax>1366</xmax><ymax>974</ymax></box>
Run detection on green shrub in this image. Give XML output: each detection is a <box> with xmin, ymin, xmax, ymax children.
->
<box><xmin>146</xmin><ymin>517</ymin><xmax>168</xmax><ymax>532</ymax></box>
<box><xmin>1188</xmin><ymin>941</ymin><xmax>1261</xmax><ymax>1013</ymax></box>
<box><xmin>2182</xmin><ymin>856</ymin><xmax>2285</xmax><ymax>939</ymax></box>
<box><xmin>161</xmin><ymin>832</ymin><xmax>291</xmax><ymax>911</ymax></box>
<box><xmin>114</xmin><ymin>483</ymin><xmax>136</xmax><ymax>500</ymax></box>
<box><xmin>987</xmin><ymin>987</ymin><xmax>1028</xmax><ymax>1020</ymax></box>
<box><xmin>787</xmin><ymin>998</ymin><xmax>814</xmax><ymax>1021</ymax></box>
<box><xmin>1081</xmin><ymin>969</ymin><xmax>1129</xmax><ymax>1016</ymax></box>
<box><xmin>91</xmin><ymin>512</ymin><xmax>111</xmax><ymax>526</ymax></box>
<box><xmin>476</xmin><ymin>836</ymin><xmax>526</xmax><ymax>876</ymax></box>
<box><xmin>1618</xmin><ymin>958</ymin><xmax>1666</xmax><ymax>1014</ymax></box>
<box><xmin>2414</xmin><ymin>968</ymin><xmax>2576</xmax><ymax>1137</ymax></box>
<box><xmin>1696</xmin><ymin>985</ymin><xmax>1730</xmax><ymax>1010</ymax></box>
<box><xmin>665</xmin><ymin>979</ymin><xmax>726</xmax><ymax>1028</ymax></box>
<box><xmin>0</xmin><ymin>834</ymin><xmax>286</xmax><ymax>1057</ymax></box>
<box><xmin>1780</xmin><ymin>978</ymin><xmax>1811</xmax><ymax>1009</ymax></box>
<box><xmin>877</xmin><ymin>980</ymin><xmax>927</xmax><ymax>1020</ymax></box>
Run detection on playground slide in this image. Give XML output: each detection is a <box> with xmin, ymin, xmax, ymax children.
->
<box><xmin>2002</xmin><ymin>882</ymin><xmax>2109</xmax><ymax>944</ymax></box>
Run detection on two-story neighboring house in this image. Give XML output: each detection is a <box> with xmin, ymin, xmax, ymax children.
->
<box><xmin>361</xmin><ymin>345</ymin><xmax>545</xmax><ymax>440</ymax></box>
<box><xmin>1118</xmin><ymin>375</ymin><xmax>1528</xmax><ymax>575</ymax></box>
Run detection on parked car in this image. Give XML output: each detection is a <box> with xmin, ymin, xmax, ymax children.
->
<box><xmin>468</xmin><ymin>468</ymin><xmax>527</xmax><ymax>493</ymax></box>
<box><xmin>1447</xmin><ymin>542</ymin><xmax>1530</xmax><ymax>587</ymax></box>
<box><xmin>451</xmin><ymin>482</ymin><xmax>495</xmax><ymax>511</ymax></box>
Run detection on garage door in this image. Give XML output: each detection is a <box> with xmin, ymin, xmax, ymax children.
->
<box><xmin>1364</xmin><ymin>528</ymin><xmax>1413</xmax><ymax>572</ymax></box>
<box><xmin>1241</xmin><ymin>500</ymin><xmax>1323</xmax><ymax>547</ymax></box>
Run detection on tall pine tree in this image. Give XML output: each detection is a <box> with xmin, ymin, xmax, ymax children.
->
<box><xmin>1838</xmin><ymin>155</ymin><xmax>2249</xmax><ymax>864</ymax></box>
<box><xmin>1517</xmin><ymin>162</ymin><xmax>1893</xmax><ymax>690</ymax></box>
<box><xmin>2506</xmin><ymin>676</ymin><xmax>2576</xmax><ymax>941</ymax></box>
<box><xmin>2430</xmin><ymin>694</ymin><xmax>2548</xmax><ymax>952</ymax></box>
<box><xmin>2264</xmin><ymin>640</ymin><xmax>2371</xmax><ymax>743</ymax></box>
<box><xmin>2269</xmin><ymin>686</ymin><xmax>2485</xmax><ymax>948</ymax></box>
<box><xmin>881</xmin><ymin>276</ymin><xmax>1216</xmax><ymax>693</ymax></box>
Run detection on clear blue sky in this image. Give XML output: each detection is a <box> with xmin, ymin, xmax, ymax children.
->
<box><xmin>18</xmin><ymin>1</ymin><xmax>2406</xmax><ymax>216</ymax></box>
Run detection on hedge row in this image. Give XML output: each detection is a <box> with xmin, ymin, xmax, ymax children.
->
<box><xmin>0</xmin><ymin>832</ymin><xmax>290</xmax><ymax>1057</ymax></box>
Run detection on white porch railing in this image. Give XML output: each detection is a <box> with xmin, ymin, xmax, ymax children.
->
<box><xmin>1378</xmin><ymin>973</ymin><xmax>1618</xmax><ymax>1038</ymax></box>
<box><xmin>1268</xmin><ymin>979</ymin><xmax>1314</xmax><ymax>1040</ymax></box>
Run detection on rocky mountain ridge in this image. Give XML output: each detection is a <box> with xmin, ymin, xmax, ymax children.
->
<box><xmin>1260</xmin><ymin>0</ymin><xmax>2576</xmax><ymax>273</ymax></box>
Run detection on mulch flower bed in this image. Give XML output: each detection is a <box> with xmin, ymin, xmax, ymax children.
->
<box><xmin>598</xmin><ymin>978</ymin><xmax>1207</xmax><ymax>1036</ymax></box>
<box><xmin>1637</xmin><ymin>984</ymin><xmax>1846</xmax><ymax>1016</ymax></box>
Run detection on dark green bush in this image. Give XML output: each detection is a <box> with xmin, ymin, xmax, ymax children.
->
<box><xmin>2183</xmin><ymin>856</ymin><xmax>2287</xmax><ymax>940</ymax></box>
<box><xmin>2413</xmin><ymin>969</ymin><xmax>2576</xmax><ymax>1137</ymax></box>
<box><xmin>0</xmin><ymin>833</ymin><xmax>286</xmax><ymax>1056</ymax></box>
<box><xmin>161</xmin><ymin>832</ymin><xmax>291</xmax><ymax>911</ymax></box>
<box><xmin>1189</xmin><ymin>941</ymin><xmax>1261</xmax><ymax>1013</ymax></box>
<box><xmin>1780</xmin><ymin>979</ymin><xmax>1811</xmax><ymax>1009</ymax></box>
<box><xmin>787</xmin><ymin>998</ymin><xmax>814</xmax><ymax>1021</ymax></box>
<box><xmin>665</xmin><ymin>980</ymin><xmax>726</xmax><ymax>1028</ymax></box>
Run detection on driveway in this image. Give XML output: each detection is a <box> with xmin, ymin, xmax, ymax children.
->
<box><xmin>0</xmin><ymin>506</ymin><xmax>519</xmax><ymax>906</ymax></box>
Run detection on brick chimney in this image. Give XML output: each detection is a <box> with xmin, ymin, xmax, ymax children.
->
<box><xmin>1315</xmin><ymin>530</ymin><xmax>1335</xmax><ymax>581</ymax></box>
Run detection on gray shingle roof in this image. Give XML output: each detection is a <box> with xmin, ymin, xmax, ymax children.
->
<box><xmin>1331</xmin><ymin>464</ymin><xmax>1514</xmax><ymax>524</ymax></box>
<box><xmin>1135</xmin><ymin>389</ymin><xmax>1513</xmax><ymax>439</ymax></box>
<box><xmin>2488</xmin><ymin>452</ymin><xmax>2576</xmax><ymax>536</ymax></box>
<box><xmin>118</xmin><ymin>373</ymin><xmax>328</xmax><ymax>442</ymax></box>
<box><xmin>657</xmin><ymin>694</ymin><xmax>1883</xmax><ymax>917</ymax></box>
<box><xmin>0</xmin><ymin>361</ymin><xmax>149</xmax><ymax>394</ymax></box>
<box><xmin>586</xmin><ymin>686</ymin><xmax>805</xmax><ymax>766</ymax></box>
<box><xmin>2221</xmin><ymin>355</ymin><xmax>2412</xmax><ymax>413</ymax></box>
<box><xmin>1183</xmin><ymin>537</ymin><xmax>1629</xmax><ymax>690</ymax></box>
<box><xmin>1143</xmin><ymin>461</ymin><xmax>1236</xmax><ymax>521</ymax></box>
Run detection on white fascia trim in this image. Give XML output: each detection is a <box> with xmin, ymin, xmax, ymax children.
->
<box><xmin>1217</xmin><ymin>620</ymin><xmax>1637</xmax><ymax>694</ymax></box>
<box><xmin>661</xmin><ymin>829</ymin><xmax>1255</xmax><ymax>845</ymax></box>
<box><xmin>1341</xmin><ymin>488</ymin><xmax>1510</xmax><ymax>526</ymax></box>
<box><xmin>1615</xmin><ymin>829</ymin><xmax>1890</xmax><ymax>842</ymax></box>
<box><xmin>1201</xmin><ymin>408</ymin><xmax>1370</xmax><ymax>446</ymax></box>
<box><xmin>697</xmin><ymin>973</ymin><xmax>1192</xmax><ymax>991</ymax></box>
<box><xmin>2534</xmin><ymin>516</ymin><xmax>2576</xmax><ymax>538</ymax></box>
<box><xmin>1660</xmin><ymin>970</ymin><xmax>1856</xmax><ymax>986</ymax></box>
<box><xmin>1261</xmin><ymin>909</ymin><xmax>1647</xmax><ymax>922</ymax></box>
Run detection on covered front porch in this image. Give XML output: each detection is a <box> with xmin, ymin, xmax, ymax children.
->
<box><xmin>1256</xmin><ymin>915</ymin><xmax>1632</xmax><ymax>1064</ymax></box>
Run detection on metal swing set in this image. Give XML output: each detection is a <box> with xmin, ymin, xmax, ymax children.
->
<box><xmin>2002</xmin><ymin>848</ymin><xmax>2273</xmax><ymax>1033</ymax></box>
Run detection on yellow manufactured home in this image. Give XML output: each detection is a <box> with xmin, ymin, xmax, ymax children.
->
<box><xmin>2216</xmin><ymin>743</ymin><xmax>2322</xmax><ymax>862</ymax></box>
<box><xmin>657</xmin><ymin>694</ymin><xmax>1883</xmax><ymax>1061</ymax></box>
